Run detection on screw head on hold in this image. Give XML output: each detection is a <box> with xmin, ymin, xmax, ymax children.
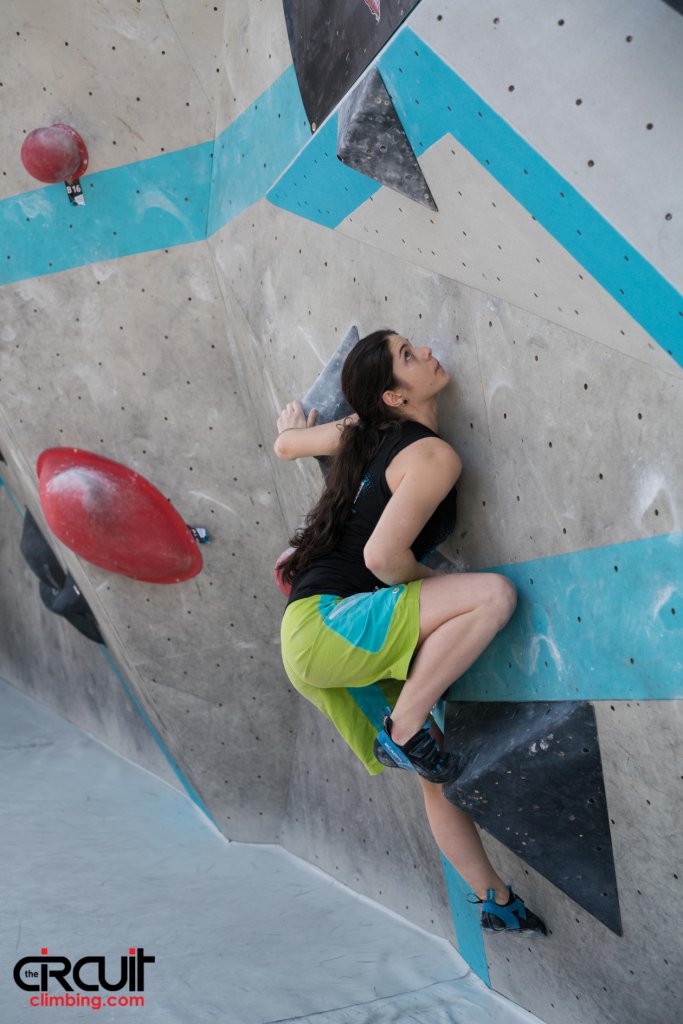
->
<box><xmin>21</xmin><ymin>124</ymin><xmax>89</xmax><ymax>183</ymax></box>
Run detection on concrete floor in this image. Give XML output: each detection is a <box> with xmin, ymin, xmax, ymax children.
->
<box><xmin>0</xmin><ymin>676</ymin><xmax>543</xmax><ymax>1024</ymax></box>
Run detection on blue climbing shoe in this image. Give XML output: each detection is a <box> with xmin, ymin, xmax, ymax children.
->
<box><xmin>469</xmin><ymin>886</ymin><xmax>547</xmax><ymax>936</ymax></box>
<box><xmin>373</xmin><ymin>706</ymin><xmax>462</xmax><ymax>783</ymax></box>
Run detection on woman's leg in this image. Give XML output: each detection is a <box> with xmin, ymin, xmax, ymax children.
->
<box><xmin>420</xmin><ymin>779</ymin><xmax>508</xmax><ymax>902</ymax></box>
<box><xmin>389</xmin><ymin>573</ymin><xmax>516</xmax><ymax>745</ymax></box>
<box><xmin>417</xmin><ymin>724</ymin><xmax>509</xmax><ymax>904</ymax></box>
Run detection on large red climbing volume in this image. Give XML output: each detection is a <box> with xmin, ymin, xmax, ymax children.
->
<box><xmin>37</xmin><ymin>448</ymin><xmax>202</xmax><ymax>583</ymax></box>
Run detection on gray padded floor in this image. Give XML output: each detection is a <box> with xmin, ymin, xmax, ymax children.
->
<box><xmin>0</xmin><ymin>677</ymin><xmax>542</xmax><ymax>1023</ymax></box>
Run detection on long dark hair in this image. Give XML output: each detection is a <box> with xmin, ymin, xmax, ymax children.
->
<box><xmin>278</xmin><ymin>329</ymin><xmax>408</xmax><ymax>585</ymax></box>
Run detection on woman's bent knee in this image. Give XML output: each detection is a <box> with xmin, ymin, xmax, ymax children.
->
<box><xmin>487</xmin><ymin>574</ymin><xmax>517</xmax><ymax>627</ymax></box>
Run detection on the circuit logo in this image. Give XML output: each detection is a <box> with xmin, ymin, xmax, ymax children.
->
<box><xmin>13</xmin><ymin>946</ymin><xmax>155</xmax><ymax>996</ymax></box>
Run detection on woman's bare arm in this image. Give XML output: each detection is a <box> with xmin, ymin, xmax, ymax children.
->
<box><xmin>364</xmin><ymin>438</ymin><xmax>462</xmax><ymax>585</ymax></box>
<box><xmin>273</xmin><ymin>399</ymin><xmax>359</xmax><ymax>460</ymax></box>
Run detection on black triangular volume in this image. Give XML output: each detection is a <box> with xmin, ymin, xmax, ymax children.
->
<box><xmin>282</xmin><ymin>0</ymin><xmax>421</xmax><ymax>132</ymax></box>
<box><xmin>20</xmin><ymin>510</ymin><xmax>104</xmax><ymax>645</ymax></box>
<box><xmin>337</xmin><ymin>67</ymin><xmax>438</xmax><ymax>211</ymax></box>
<box><xmin>20</xmin><ymin>510</ymin><xmax>66</xmax><ymax>590</ymax></box>
<box><xmin>443</xmin><ymin>701</ymin><xmax>622</xmax><ymax>934</ymax></box>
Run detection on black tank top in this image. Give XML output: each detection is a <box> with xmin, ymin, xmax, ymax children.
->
<box><xmin>286</xmin><ymin>419</ymin><xmax>458</xmax><ymax>605</ymax></box>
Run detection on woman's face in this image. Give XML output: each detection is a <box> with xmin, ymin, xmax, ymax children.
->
<box><xmin>386</xmin><ymin>334</ymin><xmax>451</xmax><ymax>403</ymax></box>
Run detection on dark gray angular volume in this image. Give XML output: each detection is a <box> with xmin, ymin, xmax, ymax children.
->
<box><xmin>337</xmin><ymin>68</ymin><xmax>438</xmax><ymax>211</ymax></box>
<box><xmin>443</xmin><ymin>700</ymin><xmax>622</xmax><ymax>934</ymax></box>
<box><xmin>302</xmin><ymin>325</ymin><xmax>358</xmax><ymax>476</ymax></box>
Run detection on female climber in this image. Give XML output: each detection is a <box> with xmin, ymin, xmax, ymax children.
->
<box><xmin>274</xmin><ymin>329</ymin><xmax>546</xmax><ymax>936</ymax></box>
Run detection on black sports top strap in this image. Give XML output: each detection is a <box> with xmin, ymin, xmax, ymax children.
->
<box><xmin>286</xmin><ymin>419</ymin><xmax>458</xmax><ymax>604</ymax></box>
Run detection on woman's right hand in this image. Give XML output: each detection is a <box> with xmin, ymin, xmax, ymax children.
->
<box><xmin>276</xmin><ymin>400</ymin><xmax>318</xmax><ymax>435</ymax></box>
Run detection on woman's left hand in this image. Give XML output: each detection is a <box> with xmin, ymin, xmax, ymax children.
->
<box><xmin>277</xmin><ymin>400</ymin><xmax>318</xmax><ymax>435</ymax></box>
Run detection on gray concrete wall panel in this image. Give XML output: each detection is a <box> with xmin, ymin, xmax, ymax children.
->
<box><xmin>336</xmin><ymin>135</ymin><xmax>678</xmax><ymax>377</ymax></box>
<box><xmin>465</xmin><ymin>301</ymin><xmax>682</xmax><ymax>563</ymax></box>
<box><xmin>3</xmin><ymin>0</ymin><xmax>214</xmax><ymax>201</ymax></box>
<box><xmin>131</xmin><ymin>620</ymin><xmax>298</xmax><ymax>841</ymax></box>
<box><xmin>161</xmin><ymin>0</ymin><xmax>231</xmax><ymax>115</ymax></box>
<box><xmin>410</xmin><ymin>0</ymin><xmax>683</xmax><ymax>292</ymax></box>
<box><xmin>215</xmin><ymin>0</ymin><xmax>292</xmax><ymax>136</ymax></box>
<box><xmin>0</xmin><ymin>243</ymin><xmax>298</xmax><ymax>840</ymax></box>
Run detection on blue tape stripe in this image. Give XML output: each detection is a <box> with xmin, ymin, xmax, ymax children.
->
<box><xmin>268</xmin><ymin>27</ymin><xmax>683</xmax><ymax>367</ymax></box>
<box><xmin>267</xmin><ymin>109</ymin><xmax>380</xmax><ymax>226</ymax></box>
<box><xmin>0</xmin><ymin>67</ymin><xmax>308</xmax><ymax>285</ymax></box>
<box><xmin>440</xmin><ymin>852</ymin><xmax>490</xmax><ymax>986</ymax></box>
<box><xmin>0</xmin><ymin>476</ymin><xmax>24</xmax><ymax>516</ymax></box>
<box><xmin>207</xmin><ymin>65</ymin><xmax>310</xmax><ymax>235</ymax></box>
<box><xmin>0</xmin><ymin>144</ymin><xmax>213</xmax><ymax>285</ymax></box>
<box><xmin>2</xmin><ymin>37</ymin><xmax>680</xmax><ymax>369</ymax></box>
<box><xmin>447</xmin><ymin>531</ymin><xmax>683</xmax><ymax>703</ymax></box>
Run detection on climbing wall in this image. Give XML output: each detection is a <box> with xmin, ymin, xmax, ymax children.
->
<box><xmin>0</xmin><ymin>2</ymin><xmax>681</xmax><ymax>1023</ymax></box>
<box><xmin>213</xmin><ymin>2</ymin><xmax>683</xmax><ymax>1020</ymax></box>
<box><xmin>0</xmin><ymin>0</ymin><xmax>300</xmax><ymax>845</ymax></box>
<box><xmin>0</xmin><ymin>466</ymin><xmax>178</xmax><ymax>790</ymax></box>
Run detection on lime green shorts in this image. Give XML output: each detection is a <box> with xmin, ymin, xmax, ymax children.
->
<box><xmin>280</xmin><ymin>579</ymin><xmax>428</xmax><ymax>775</ymax></box>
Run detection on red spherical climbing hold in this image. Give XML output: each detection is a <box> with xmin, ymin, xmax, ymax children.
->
<box><xmin>21</xmin><ymin>124</ymin><xmax>89</xmax><ymax>183</ymax></box>
<box><xmin>37</xmin><ymin>448</ymin><xmax>202</xmax><ymax>583</ymax></box>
